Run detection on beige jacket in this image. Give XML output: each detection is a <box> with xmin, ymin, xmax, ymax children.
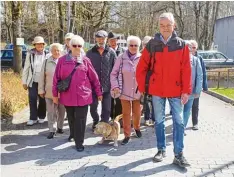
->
<box><xmin>22</xmin><ymin>49</ymin><xmax>47</xmax><ymax>87</ymax></box>
<box><xmin>38</xmin><ymin>56</ymin><xmax>58</xmax><ymax>99</ymax></box>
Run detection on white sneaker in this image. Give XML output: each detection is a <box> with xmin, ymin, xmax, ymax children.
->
<box><xmin>38</xmin><ymin>119</ymin><xmax>45</xmax><ymax>124</ymax></box>
<box><xmin>27</xmin><ymin>120</ymin><xmax>37</xmax><ymax>126</ymax></box>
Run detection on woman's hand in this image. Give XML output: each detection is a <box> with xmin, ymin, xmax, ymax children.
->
<box><xmin>39</xmin><ymin>94</ymin><xmax>45</xmax><ymax>98</ymax></box>
<box><xmin>113</xmin><ymin>88</ymin><xmax>120</xmax><ymax>94</ymax></box>
<box><xmin>98</xmin><ymin>96</ymin><xmax>103</xmax><ymax>102</ymax></box>
<box><xmin>23</xmin><ymin>84</ymin><xmax>28</xmax><ymax>90</ymax></box>
<box><xmin>53</xmin><ymin>97</ymin><xmax>59</xmax><ymax>104</ymax></box>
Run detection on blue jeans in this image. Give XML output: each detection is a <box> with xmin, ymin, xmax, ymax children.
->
<box><xmin>183</xmin><ymin>98</ymin><xmax>194</xmax><ymax>128</ymax></box>
<box><xmin>152</xmin><ymin>96</ymin><xmax>184</xmax><ymax>155</ymax></box>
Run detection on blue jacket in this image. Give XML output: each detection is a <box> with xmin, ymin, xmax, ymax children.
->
<box><xmin>196</xmin><ymin>54</ymin><xmax>208</xmax><ymax>91</ymax></box>
<box><xmin>190</xmin><ymin>54</ymin><xmax>203</xmax><ymax>99</ymax></box>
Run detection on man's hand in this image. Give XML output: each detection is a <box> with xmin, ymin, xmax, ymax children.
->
<box><xmin>23</xmin><ymin>84</ymin><xmax>28</xmax><ymax>90</ymax></box>
<box><xmin>39</xmin><ymin>94</ymin><xmax>45</xmax><ymax>98</ymax></box>
<box><xmin>181</xmin><ymin>93</ymin><xmax>189</xmax><ymax>105</ymax></box>
<box><xmin>53</xmin><ymin>97</ymin><xmax>59</xmax><ymax>104</ymax></box>
<box><xmin>194</xmin><ymin>94</ymin><xmax>200</xmax><ymax>98</ymax></box>
<box><xmin>98</xmin><ymin>96</ymin><xmax>103</xmax><ymax>101</ymax></box>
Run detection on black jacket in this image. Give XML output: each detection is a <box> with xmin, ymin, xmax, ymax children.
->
<box><xmin>86</xmin><ymin>45</ymin><xmax>117</xmax><ymax>93</ymax></box>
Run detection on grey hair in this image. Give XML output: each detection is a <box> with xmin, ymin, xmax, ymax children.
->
<box><xmin>159</xmin><ymin>12</ymin><xmax>175</xmax><ymax>24</ymax></box>
<box><xmin>69</xmin><ymin>35</ymin><xmax>85</xmax><ymax>47</ymax></box>
<box><xmin>190</xmin><ymin>40</ymin><xmax>198</xmax><ymax>49</ymax></box>
<box><xmin>50</xmin><ymin>43</ymin><xmax>63</xmax><ymax>52</ymax></box>
<box><xmin>142</xmin><ymin>36</ymin><xmax>152</xmax><ymax>45</ymax></box>
<box><xmin>127</xmin><ymin>35</ymin><xmax>141</xmax><ymax>47</ymax></box>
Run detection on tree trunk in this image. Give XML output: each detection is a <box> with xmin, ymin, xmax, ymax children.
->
<box><xmin>203</xmin><ymin>1</ymin><xmax>210</xmax><ymax>50</ymax></box>
<box><xmin>58</xmin><ymin>1</ymin><xmax>64</xmax><ymax>43</ymax></box>
<box><xmin>11</xmin><ymin>1</ymin><xmax>22</xmax><ymax>73</ymax></box>
<box><xmin>69</xmin><ymin>2</ymin><xmax>76</xmax><ymax>33</ymax></box>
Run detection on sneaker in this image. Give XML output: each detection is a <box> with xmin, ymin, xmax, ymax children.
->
<box><xmin>173</xmin><ymin>152</ymin><xmax>191</xmax><ymax>168</ymax></box>
<box><xmin>135</xmin><ymin>129</ymin><xmax>142</xmax><ymax>138</ymax></box>
<box><xmin>153</xmin><ymin>150</ymin><xmax>166</xmax><ymax>162</ymax></box>
<box><xmin>121</xmin><ymin>137</ymin><xmax>130</xmax><ymax>145</ymax></box>
<box><xmin>145</xmin><ymin>120</ymin><xmax>151</xmax><ymax>126</ymax></box>
<box><xmin>26</xmin><ymin>120</ymin><xmax>37</xmax><ymax>126</ymax></box>
<box><xmin>47</xmin><ymin>132</ymin><xmax>55</xmax><ymax>139</ymax></box>
<box><xmin>38</xmin><ymin>119</ymin><xmax>45</xmax><ymax>124</ymax></box>
<box><xmin>192</xmin><ymin>125</ymin><xmax>199</xmax><ymax>130</ymax></box>
<box><xmin>57</xmin><ymin>128</ymin><xmax>64</xmax><ymax>134</ymax></box>
<box><xmin>184</xmin><ymin>132</ymin><xmax>187</xmax><ymax>136</ymax></box>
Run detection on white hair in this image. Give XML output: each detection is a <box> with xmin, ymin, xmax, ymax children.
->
<box><xmin>142</xmin><ymin>36</ymin><xmax>152</xmax><ymax>45</ymax></box>
<box><xmin>159</xmin><ymin>12</ymin><xmax>175</xmax><ymax>24</ymax></box>
<box><xmin>127</xmin><ymin>35</ymin><xmax>141</xmax><ymax>47</ymax></box>
<box><xmin>50</xmin><ymin>43</ymin><xmax>63</xmax><ymax>52</ymax></box>
<box><xmin>190</xmin><ymin>40</ymin><xmax>198</xmax><ymax>49</ymax></box>
<box><xmin>69</xmin><ymin>35</ymin><xmax>85</xmax><ymax>47</ymax></box>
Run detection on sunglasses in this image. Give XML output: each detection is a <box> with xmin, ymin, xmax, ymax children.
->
<box><xmin>129</xmin><ymin>44</ymin><xmax>138</xmax><ymax>47</ymax></box>
<box><xmin>72</xmin><ymin>44</ymin><xmax>82</xmax><ymax>48</ymax></box>
<box><xmin>192</xmin><ymin>47</ymin><xmax>196</xmax><ymax>49</ymax></box>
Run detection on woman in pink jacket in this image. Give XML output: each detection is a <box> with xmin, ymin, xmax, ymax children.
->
<box><xmin>110</xmin><ymin>36</ymin><xmax>142</xmax><ymax>145</ymax></box>
<box><xmin>53</xmin><ymin>35</ymin><xmax>102</xmax><ymax>152</ymax></box>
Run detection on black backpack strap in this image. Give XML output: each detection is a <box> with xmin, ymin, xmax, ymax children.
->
<box><xmin>30</xmin><ymin>53</ymin><xmax>35</xmax><ymax>74</ymax></box>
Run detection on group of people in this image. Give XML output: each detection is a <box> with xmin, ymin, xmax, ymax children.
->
<box><xmin>22</xmin><ymin>12</ymin><xmax>208</xmax><ymax>168</ymax></box>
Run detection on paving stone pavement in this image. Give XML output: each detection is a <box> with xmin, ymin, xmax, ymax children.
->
<box><xmin>1</xmin><ymin>93</ymin><xmax>234</xmax><ymax>177</ymax></box>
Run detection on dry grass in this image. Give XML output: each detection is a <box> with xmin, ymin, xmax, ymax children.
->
<box><xmin>1</xmin><ymin>69</ymin><xmax>28</xmax><ymax>118</ymax></box>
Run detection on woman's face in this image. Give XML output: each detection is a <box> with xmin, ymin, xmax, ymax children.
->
<box><xmin>128</xmin><ymin>40</ymin><xmax>139</xmax><ymax>54</ymax></box>
<box><xmin>34</xmin><ymin>43</ymin><xmax>44</xmax><ymax>52</ymax></box>
<box><xmin>51</xmin><ymin>47</ymin><xmax>61</xmax><ymax>59</ymax></box>
<box><xmin>71</xmin><ymin>43</ymin><xmax>82</xmax><ymax>54</ymax></box>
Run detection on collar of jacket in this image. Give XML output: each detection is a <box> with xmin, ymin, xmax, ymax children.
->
<box><xmin>154</xmin><ymin>31</ymin><xmax>178</xmax><ymax>45</ymax></box>
<box><xmin>65</xmin><ymin>52</ymin><xmax>84</xmax><ymax>64</ymax></box>
<box><xmin>47</xmin><ymin>56</ymin><xmax>58</xmax><ymax>63</ymax></box>
<box><xmin>92</xmin><ymin>44</ymin><xmax>110</xmax><ymax>53</ymax></box>
<box><xmin>122</xmin><ymin>50</ymin><xmax>141</xmax><ymax>60</ymax></box>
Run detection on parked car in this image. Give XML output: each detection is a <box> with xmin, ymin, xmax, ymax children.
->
<box><xmin>1</xmin><ymin>49</ymin><xmax>27</xmax><ymax>68</ymax></box>
<box><xmin>197</xmin><ymin>50</ymin><xmax>234</xmax><ymax>69</ymax></box>
<box><xmin>5</xmin><ymin>43</ymin><xmax>28</xmax><ymax>51</ymax></box>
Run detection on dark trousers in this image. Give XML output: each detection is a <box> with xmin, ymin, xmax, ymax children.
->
<box><xmin>90</xmin><ymin>92</ymin><xmax>111</xmax><ymax>123</ymax></box>
<box><xmin>28</xmin><ymin>82</ymin><xmax>46</xmax><ymax>120</ymax></box>
<box><xmin>65</xmin><ymin>105</ymin><xmax>88</xmax><ymax>148</ymax></box>
<box><xmin>192</xmin><ymin>98</ymin><xmax>199</xmax><ymax>126</ymax></box>
<box><xmin>144</xmin><ymin>100</ymin><xmax>155</xmax><ymax>122</ymax></box>
<box><xmin>110</xmin><ymin>97</ymin><xmax>122</xmax><ymax>119</ymax></box>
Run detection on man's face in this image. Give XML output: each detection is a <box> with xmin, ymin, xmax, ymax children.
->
<box><xmin>96</xmin><ymin>37</ymin><xmax>107</xmax><ymax>47</ymax></box>
<box><xmin>159</xmin><ymin>18</ymin><xmax>175</xmax><ymax>39</ymax></box>
<box><xmin>65</xmin><ymin>38</ymin><xmax>71</xmax><ymax>47</ymax></box>
<box><xmin>34</xmin><ymin>43</ymin><xmax>44</xmax><ymax>52</ymax></box>
<box><xmin>191</xmin><ymin>43</ymin><xmax>197</xmax><ymax>56</ymax></box>
<box><xmin>108</xmin><ymin>38</ymin><xmax>118</xmax><ymax>49</ymax></box>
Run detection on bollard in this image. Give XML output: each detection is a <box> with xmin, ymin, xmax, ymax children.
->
<box><xmin>217</xmin><ymin>71</ymin><xmax>220</xmax><ymax>89</ymax></box>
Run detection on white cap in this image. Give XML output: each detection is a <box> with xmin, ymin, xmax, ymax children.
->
<box><xmin>65</xmin><ymin>33</ymin><xmax>74</xmax><ymax>39</ymax></box>
<box><xmin>32</xmin><ymin>36</ymin><xmax>46</xmax><ymax>45</ymax></box>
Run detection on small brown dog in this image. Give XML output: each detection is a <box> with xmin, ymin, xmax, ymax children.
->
<box><xmin>94</xmin><ymin>114</ymin><xmax>122</xmax><ymax>147</ymax></box>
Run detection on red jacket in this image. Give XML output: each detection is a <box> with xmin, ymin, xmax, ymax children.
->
<box><xmin>136</xmin><ymin>32</ymin><xmax>192</xmax><ymax>97</ymax></box>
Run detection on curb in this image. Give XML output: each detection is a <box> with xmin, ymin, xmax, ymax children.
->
<box><xmin>206</xmin><ymin>90</ymin><xmax>234</xmax><ymax>105</ymax></box>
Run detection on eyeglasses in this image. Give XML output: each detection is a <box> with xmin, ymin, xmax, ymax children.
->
<box><xmin>192</xmin><ymin>47</ymin><xmax>197</xmax><ymax>49</ymax></box>
<box><xmin>129</xmin><ymin>44</ymin><xmax>138</xmax><ymax>47</ymax></box>
<box><xmin>72</xmin><ymin>44</ymin><xmax>82</xmax><ymax>48</ymax></box>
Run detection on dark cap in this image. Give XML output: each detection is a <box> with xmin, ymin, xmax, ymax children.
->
<box><xmin>95</xmin><ymin>30</ymin><xmax>108</xmax><ymax>38</ymax></box>
<box><xmin>108</xmin><ymin>32</ymin><xmax>119</xmax><ymax>39</ymax></box>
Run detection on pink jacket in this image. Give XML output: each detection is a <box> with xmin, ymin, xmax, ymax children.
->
<box><xmin>53</xmin><ymin>54</ymin><xmax>102</xmax><ymax>106</ymax></box>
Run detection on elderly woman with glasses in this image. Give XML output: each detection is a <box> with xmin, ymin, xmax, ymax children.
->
<box><xmin>39</xmin><ymin>43</ymin><xmax>65</xmax><ymax>139</ymax></box>
<box><xmin>110</xmin><ymin>36</ymin><xmax>142</xmax><ymax>145</ymax></box>
<box><xmin>53</xmin><ymin>35</ymin><xmax>102</xmax><ymax>152</ymax></box>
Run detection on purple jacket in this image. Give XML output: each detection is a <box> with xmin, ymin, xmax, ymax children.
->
<box><xmin>110</xmin><ymin>50</ymin><xmax>141</xmax><ymax>101</ymax></box>
<box><xmin>53</xmin><ymin>54</ymin><xmax>102</xmax><ymax>106</ymax></box>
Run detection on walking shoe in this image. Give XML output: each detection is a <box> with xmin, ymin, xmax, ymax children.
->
<box><xmin>92</xmin><ymin>122</ymin><xmax>98</xmax><ymax>132</ymax></box>
<box><xmin>121</xmin><ymin>137</ymin><xmax>130</xmax><ymax>145</ymax></box>
<box><xmin>184</xmin><ymin>132</ymin><xmax>187</xmax><ymax>136</ymax></box>
<box><xmin>47</xmin><ymin>132</ymin><xmax>55</xmax><ymax>139</ymax></box>
<box><xmin>26</xmin><ymin>120</ymin><xmax>37</xmax><ymax>126</ymax></box>
<box><xmin>153</xmin><ymin>150</ymin><xmax>166</xmax><ymax>162</ymax></box>
<box><xmin>173</xmin><ymin>152</ymin><xmax>191</xmax><ymax>168</ymax></box>
<box><xmin>135</xmin><ymin>129</ymin><xmax>142</xmax><ymax>138</ymax></box>
<box><xmin>57</xmin><ymin>128</ymin><xmax>64</xmax><ymax>134</ymax></box>
<box><xmin>38</xmin><ymin>119</ymin><xmax>45</xmax><ymax>124</ymax></box>
<box><xmin>192</xmin><ymin>125</ymin><xmax>199</xmax><ymax>130</ymax></box>
<box><xmin>68</xmin><ymin>135</ymin><xmax>74</xmax><ymax>142</ymax></box>
<box><xmin>76</xmin><ymin>145</ymin><xmax>84</xmax><ymax>152</ymax></box>
<box><xmin>145</xmin><ymin>120</ymin><xmax>151</xmax><ymax>126</ymax></box>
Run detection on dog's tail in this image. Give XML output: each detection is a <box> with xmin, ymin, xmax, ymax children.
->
<box><xmin>114</xmin><ymin>114</ymin><xmax>123</xmax><ymax>122</ymax></box>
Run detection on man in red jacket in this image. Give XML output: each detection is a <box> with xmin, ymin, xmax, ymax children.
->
<box><xmin>136</xmin><ymin>12</ymin><xmax>192</xmax><ymax>168</ymax></box>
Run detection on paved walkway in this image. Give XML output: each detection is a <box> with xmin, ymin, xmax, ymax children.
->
<box><xmin>1</xmin><ymin>93</ymin><xmax>234</xmax><ymax>177</ymax></box>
